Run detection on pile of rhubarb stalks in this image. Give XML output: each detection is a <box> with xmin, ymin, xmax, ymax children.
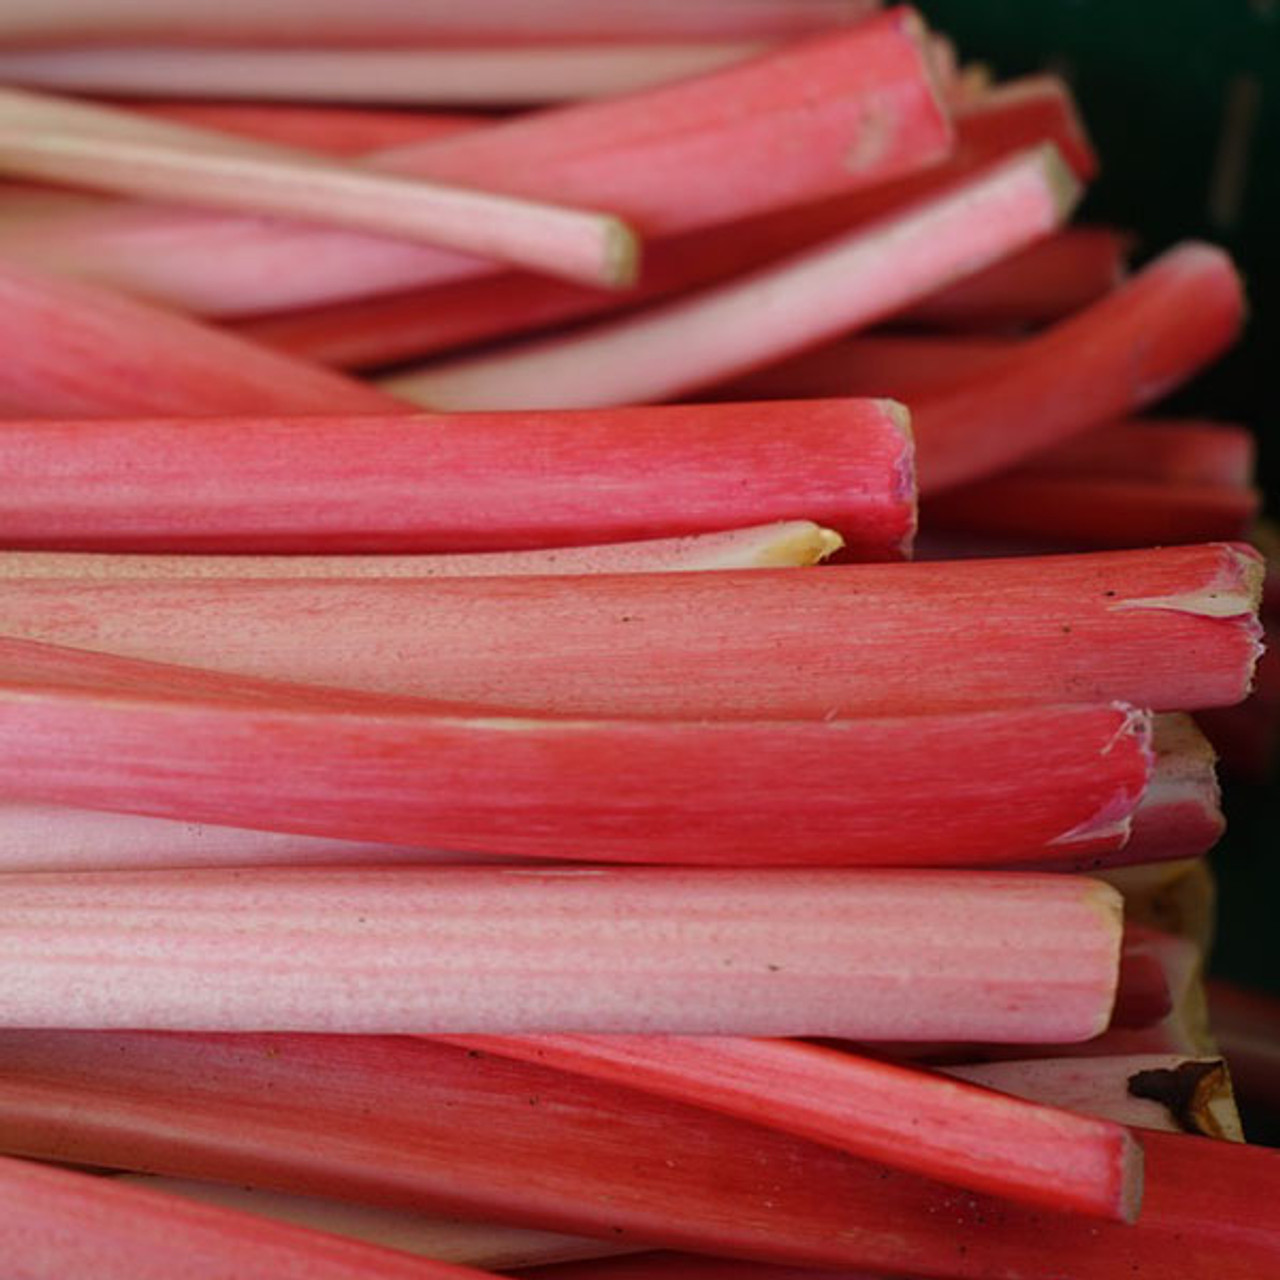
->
<box><xmin>0</xmin><ymin>2</ymin><xmax>1277</xmax><ymax>1277</ymax></box>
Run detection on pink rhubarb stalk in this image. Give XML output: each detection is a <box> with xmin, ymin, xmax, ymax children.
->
<box><xmin>0</xmin><ymin>401</ymin><xmax>913</xmax><ymax>557</ymax></box>
<box><xmin>0</xmin><ymin>43</ymin><xmax>772</xmax><ymax>105</ymax></box>
<box><xmin>913</xmin><ymin>243</ymin><xmax>1247</xmax><ymax>492</ymax></box>
<box><xmin>0</xmin><ymin>543</ymin><xmax>1258</xmax><ymax>716</ymax></box>
<box><xmin>383</xmin><ymin>145</ymin><xmax>1081</xmax><ymax>409</ymax></box>
<box><xmin>0</xmin><ymin>523</ymin><xmax>845</xmax><ymax>578</ymax></box>
<box><xmin>0</xmin><ymin>87</ymin><xmax>639</xmax><ymax>287</ymax></box>
<box><xmin>0</xmin><ymin>258</ymin><xmax>399</xmax><ymax>417</ymax></box>
<box><xmin>0</xmin><ymin>1</ymin><xmax>879</xmax><ymax>45</ymax></box>
<box><xmin>0</xmin><ymin>1153</ymin><xmax>506</xmax><ymax>1280</ymax></box>
<box><xmin>0</xmin><ymin>865</ymin><xmax>1124</xmax><ymax>1038</ymax></box>
<box><xmin>0</xmin><ymin>12</ymin><xmax>949</xmax><ymax>316</ymax></box>
<box><xmin>0</xmin><ymin>1032</ymin><xmax>1274</xmax><ymax>1278</ymax></box>
<box><xmin>947</xmin><ymin>1055</ymin><xmax>1243</xmax><ymax>1140</ymax></box>
<box><xmin>0</xmin><ymin>637</ymin><xmax>1152</xmax><ymax>866</ymax></box>
<box><xmin>444</xmin><ymin>1034</ymin><xmax>1143</xmax><ymax>1220</ymax></box>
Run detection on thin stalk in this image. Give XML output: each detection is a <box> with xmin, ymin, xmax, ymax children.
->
<box><xmin>0</xmin><ymin>1032</ymin><xmax>1274</xmax><ymax>1279</ymax></box>
<box><xmin>913</xmin><ymin>243</ymin><xmax>1247</xmax><ymax>492</ymax></box>
<box><xmin>0</xmin><ymin>543</ymin><xmax>1258</xmax><ymax>716</ymax></box>
<box><xmin>947</xmin><ymin>1055</ymin><xmax>1243</xmax><ymax>1140</ymax></box>
<box><xmin>0</xmin><ymin>1153</ymin><xmax>506</xmax><ymax>1280</ymax></box>
<box><xmin>444</xmin><ymin>1034</ymin><xmax>1143</xmax><ymax>1220</ymax></box>
<box><xmin>0</xmin><ymin>257</ymin><xmax>398</xmax><ymax>417</ymax></box>
<box><xmin>0</xmin><ymin>636</ymin><xmax>1151</xmax><ymax>867</ymax></box>
<box><xmin>0</xmin><ymin>87</ymin><xmax>639</xmax><ymax>287</ymax></box>
<box><xmin>0</xmin><ymin>524</ymin><xmax>846</xmax><ymax>578</ymax></box>
<box><xmin>0</xmin><ymin>401</ymin><xmax>913</xmax><ymax>558</ymax></box>
<box><xmin>0</xmin><ymin>865</ymin><xmax>1124</xmax><ymax>1038</ymax></box>
<box><xmin>383</xmin><ymin>145</ymin><xmax>1081</xmax><ymax>409</ymax></box>
<box><xmin>0</xmin><ymin>13</ymin><xmax>950</xmax><ymax>316</ymax></box>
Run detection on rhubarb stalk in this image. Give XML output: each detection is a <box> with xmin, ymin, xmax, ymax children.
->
<box><xmin>0</xmin><ymin>544</ymin><xmax>1256</xmax><ymax>716</ymax></box>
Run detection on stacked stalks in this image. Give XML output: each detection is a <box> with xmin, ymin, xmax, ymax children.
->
<box><xmin>0</xmin><ymin>4</ymin><xmax>1274</xmax><ymax>1278</ymax></box>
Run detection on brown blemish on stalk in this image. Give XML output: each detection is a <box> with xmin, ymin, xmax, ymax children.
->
<box><xmin>1127</xmin><ymin>1059</ymin><xmax>1233</xmax><ymax>1137</ymax></box>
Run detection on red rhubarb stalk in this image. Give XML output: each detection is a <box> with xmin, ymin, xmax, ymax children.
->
<box><xmin>0</xmin><ymin>544</ymin><xmax>1257</xmax><ymax>716</ymax></box>
<box><xmin>913</xmin><ymin>243</ymin><xmax>1247</xmax><ymax>491</ymax></box>
<box><xmin>119</xmin><ymin>1178</ymin><xmax>634</xmax><ymax>1269</ymax></box>
<box><xmin>0</xmin><ymin>1032</ymin><xmax>1274</xmax><ymax>1278</ymax></box>
<box><xmin>0</xmin><ymin>524</ymin><xmax>846</xmax><ymax>578</ymax></box>
<box><xmin>0</xmin><ymin>1153</ymin><xmax>507</xmax><ymax>1280</ymax></box>
<box><xmin>0</xmin><ymin>401</ymin><xmax>913</xmax><ymax>557</ymax></box>
<box><xmin>0</xmin><ymin>12</ymin><xmax>950</xmax><ymax>316</ymax></box>
<box><xmin>0</xmin><ymin>865</ymin><xmax>1124</xmax><ymax>1038</ymax></box>
<box><xmin>444</xmin><ymin>1034</ymin><xmax>1144</xmax><ymax>1219</ymax></box>
<box><xmin>383</xmin><ymin>145</ymin><xmax>1081</xmax><ymax>409</ymax></box>
<box><xmin>0</xmin><ymin>0</ymin><xmax>880</xmax><ymax>45</ymax></box>
<box><xmin>0</xmin><ymin>43</ymin><xmax>773</xmax><ymax>105</ymax></box>
<box><xmin>947</xmin><ymin>1054</ymin><xmax>1243</xmax><ymax>1139</ymax></box>
<box><xmin>0</xmin><ymin>258</ymin><xmax>399</xmax><ymax>417</ymax></box>
<box><xmin>0</xmin><ymin>87</ymin><xmax>639</xmax><ymax>287</ymax></box>
<box><xmin>0</xmin><ymin>637</ymin><xmax>1153</xmax><ymax>866</ymax></box>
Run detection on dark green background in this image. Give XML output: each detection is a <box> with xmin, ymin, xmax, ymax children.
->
<box><xmin>917</xmin><ymin>2</ymin><xmax>1279</xmax><ymax>997</ymax></box>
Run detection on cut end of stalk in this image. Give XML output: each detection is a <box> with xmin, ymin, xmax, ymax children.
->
<box><xmin>880</xmin><ymin>397</ymin><xmax>918</xmax><ymax>558</ymax></box>
<box><xmin>1126</xmin><ymin>1058</ymin><xmax>1243</xmax><ymax>1142</ymax></box>
<box><xmin>744</xmin><ymin>521</ymin><xmax>846</xmax><ymax>567</ymax></box>
<box><xmin>601</xmin><ymin>215</ymin><xmax>642</xmax><ymax>289</ymax></box>
<box><xmin>1083</xmin><ymin>878</ymin><xmax>1130</xmax><ymax>1041</ymax></box>
<box><xmin>1035</xmin><ymin>140</ymin><xmax>1086</xmax><ymax>223</ymax></box>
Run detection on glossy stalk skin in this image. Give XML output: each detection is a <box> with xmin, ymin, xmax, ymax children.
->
<box><xmin>0</xmin><ymin>0</ymin><xmax>881</xmax><ymax>45</ymax></box>
<box><xmin>0</xmin><ymin>1033</ymin><xmax>1275</xmax><ymax>1279</ymax></box>
<box><xmin>0</xmin><ymin>523</ymin><xmax>844</xmax><ymax>578</ymax></box>
<box><xmin>0</xmin><ymin>865</ymin><xmax>1124</xmax><ymax>1038</ymax></box>
<box><xmin>446</xmin><ymin>1034</ymin><xmax>1143</xmax><ymax>1220</ymax></box>
<box><xmin>0</xmin><ymin>1154</ymin><xmax>506</xmax><ymax>1280</ymax></box>
<box><xmin>914</xmin><ymin>243</ymin><xmax>1247</xmax><ymax>493</ymax></box>
<box><xmin>384</xmin><ymin>145</ymin><xmax>1080</xmax><ymax>410</ymax></box>
<box><xmin>0</xmin><ymin>43</ymin><xmax>772</xmax><ymax>106</ymax></box>
<box><xmin>0</xmin><ymin>544</ymin><xmax>1258</xmax><ymax>717</ymax></box>
<box><xmin>0</xmin><ymin>258</ymin><xmax>398</xmax><ymax>417</ymax></box>
<box><xmin>240</xmin><ymin>75</ymin><xmax>1097</xmax><ymax>369</ymax></box>
<box><xmin>0</xmin><ymin>12</ymin><xmax>950</xmax><ymax>316</ymax></box>
<box><xmin>0</xmin><ymin>86</ymin><xmax>639</xmax><ymax>288</ymax></box>
<box><xmin>947</xmin><ymin>1054</ymin><xmax>1243</xmax><ymax>1140</ymax></box>
<box><xmin>0</xmin><ymin>401</ymin><xmax>914</xmax><ymax>557</ymax></box>
<box><xmin>0</xmin><ymin>636</ymin><xmax>1151</xmax><ymax>867</ymax></box>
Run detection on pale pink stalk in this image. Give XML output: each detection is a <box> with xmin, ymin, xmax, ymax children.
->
<box><xmin>446</xmin><ymin>1034</ymin><xmax>1143</xmax><ymax>1220</ymax></box>
<box><xmin>384</xmin><ymin>145</ymin><xmax>1081</xmax><ymax>409</ymax></box>
<box><xmin>117</xmin><ymin>1178</ymin><xmax>634</xmax><ymax>1269</ymax></box>
<box><xmin>0</xmin><ymin>544</ymin><xmax>1258</xmax><ymax>716</ymax></box>
<box><xmin>947</xmin><ymin>1055</ymin><xmax>1243</xmax><ymax>1140</ymax></box>
<box><xmin>0</xmin><ymin>865</ymin><xmax>1124</xmax><ymax>1039</ymax></box>
<box><xmin>0</xmin><ymin>13</ymin><xmax>949</xmax><ymax>316</ymax></box>
<box><xmin>0</xmin><ymin>1153</ymin><xmax>505</xmax><ymax>1280</ymax></box>
<box><xmin>0</xmin><ymin>401</ymin><xmax>913</xmax><ymax>558</ymax></box>
<box><xmin>0</xmin><ymin>258</ymin><xmax>398</xmax><ymax>417</ymax></box>
<box><xmin>0</xmin><ymin>87</ymin><xmax>638</xmax><ymax>287</ymax></box>
<box><xmin>0</xmin><ymin>637</ymin><xmax>1153</xmax><ymax>867</ymax></box>
<box><xmin>0</xmin><ymin>43</ymin><xmax>771</xmax><ymax>104</ymax></box>
<box><xmin>914</xmin><ymin>243</ymin><xmax>1247</xmax><ymax>492</ymax></box>
<box><xmin>0</xmin><ymin>0</ymin><xmax>879</xmax><ymax>44</ymax></box>
<box><xmin>0</xmin><ymin>1032</ymin><xmax>1272</xmax><ymax>1279</ymax></box>
<box><xmin>0</xmin><ymin>523</ymin><xmax>846</xmax><ymax>579</ymax></box>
